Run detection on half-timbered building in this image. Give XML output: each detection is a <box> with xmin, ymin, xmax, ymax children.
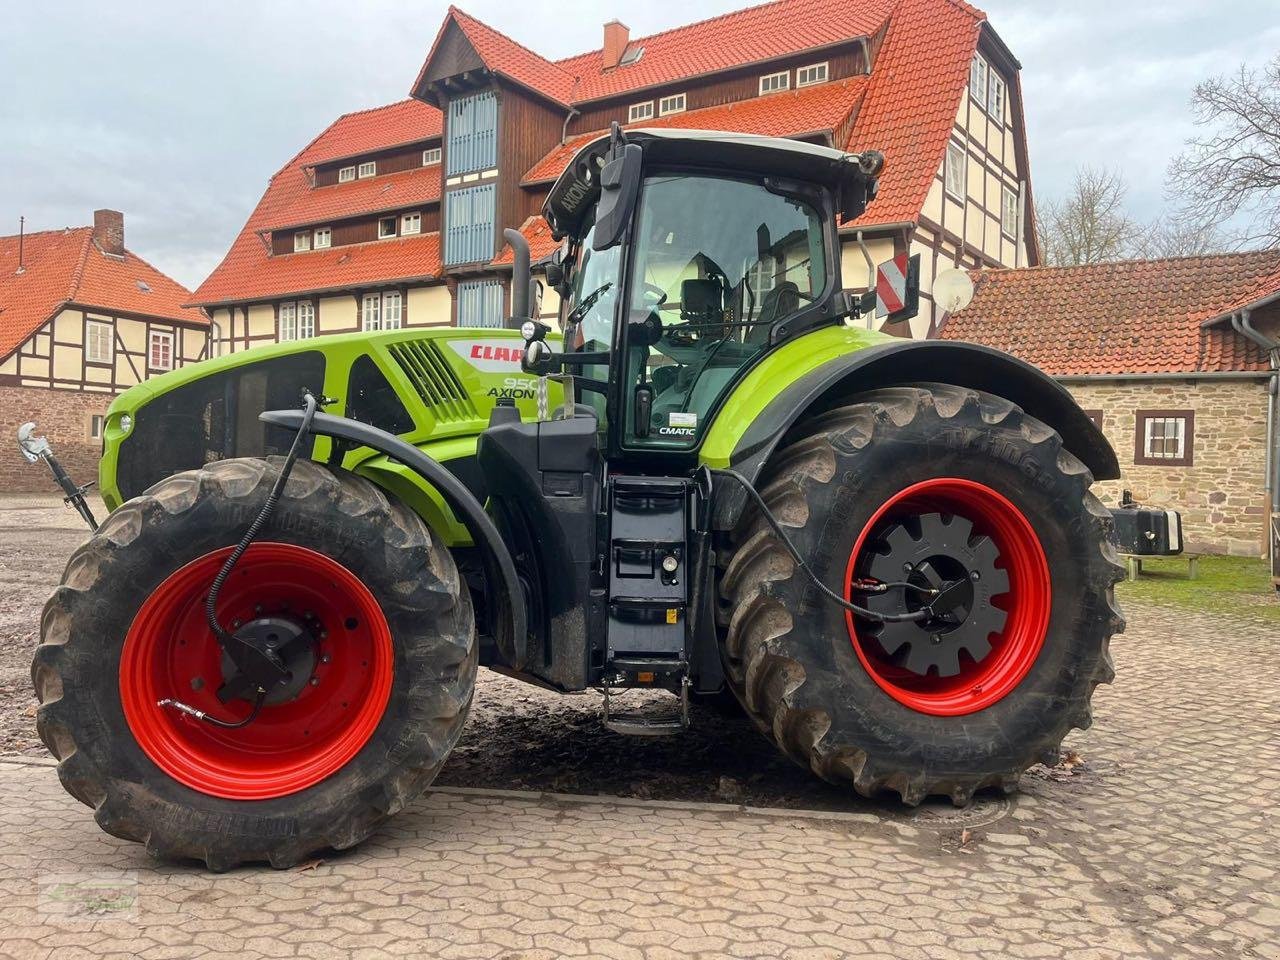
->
<box><xmin>196</xmin><ymin>0</ymin><xmax>1037</xmax><ymax>343</ymax></box>
<box><xmin>1</xmin><ymin>210</ymin><xmax>210</xmax><ymax>491</ymax></box>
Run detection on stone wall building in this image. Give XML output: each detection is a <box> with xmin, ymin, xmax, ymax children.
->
<box><xmin>939</xmin><ymin>252</ymin><xmax>1280</xmax><ymax>558</ymax></box>
<box><xmin>0</xmin><ymin>211</ymin><xmax>210</xmax><ymax>492</ymax></box>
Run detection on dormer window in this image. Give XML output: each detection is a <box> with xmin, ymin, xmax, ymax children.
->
<box><xmin>658</xmin><ymin>93</ymin><xmax>686</xmax><ymax>116</ymax></box>
<box><xmin>759</xmin><ymin>71</ymin><xmax>789</xmax><ymax>95</ymax></box>
<box><xmin>422</xmin><ymin>147</ymin><xmax>441</xmax><ymax>166</ymax></box>
<box><xmin>628</xmin><ymin>101</ymin><xmax>655</xmax><ymax>122</ymax></box>
<box><xmin>796</xmin><ymin>62</ymin><xmax>828</xmax><ymax>87</ymax></box>
<box><xmin>358</xmin><ymin>161</ymin><xmax>377</xmax><ymax>179</ymax></box>
<box><xmin>378</xmin><ymin>217</ymin><xmax>397</xmax><ymax>239</ymax></box>
<box><xmin>314</xmin><ymin>227</ymin><xmax>331</xmax><ymax>249</ymax></box>
<box><xmin>401</xmin><ymin>212</ymin><xmax>421</xmax><ymax>235</ymax></box>
<box><xmin>294</xmin><ymin>231</ymin><xmax>311</xmax><ymax>253</ymax></box>
<box><xmin>338</xmin><ymin>166</ymin><xmax>356</xmax><ymax>183</ymax></box>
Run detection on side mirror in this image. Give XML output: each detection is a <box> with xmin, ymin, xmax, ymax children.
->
<box><xmin>593</xmin><ymin>143</ymin><xmax>643</xmax><ymax>251</ymax></box>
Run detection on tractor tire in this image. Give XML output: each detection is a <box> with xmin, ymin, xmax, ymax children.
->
<box><xmin>32</xmin><ymin>457</ymin><xmax>476</xmax><ymax>870</ymax></box>
<box><xmin>719</xmin><ymin>385</ymin><xmax>1123</xmax><ymax>804</ymax></box>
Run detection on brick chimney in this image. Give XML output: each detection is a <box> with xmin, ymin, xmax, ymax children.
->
<box><xmin>602</xmin><ymin>20</ymin><xmax>629</xmax><ymax>70</ymax></box>
<box><xmin>93</xmin><ymin>209</ymin><xmax>124</xmax><ymax>257</ymax></box>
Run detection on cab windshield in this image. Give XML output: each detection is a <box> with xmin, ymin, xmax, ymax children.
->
<box><xmin>621</xmin><ymin>173</ymin><xmax>827</xmax><ymax>448</ymax></box>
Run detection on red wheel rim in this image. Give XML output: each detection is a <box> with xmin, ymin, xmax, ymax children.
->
<box><xmin>120</xmin><ymin>543</ymin><xmax>393</xmax><ymax>800</ymax></box>
<box><xmin>843</xmin><ymin>478</ymin><xmax>1050</xmax><ymax>716</ymax></box>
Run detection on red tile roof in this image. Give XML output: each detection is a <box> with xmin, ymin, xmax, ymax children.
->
<box><xmin>937</xmin><ymin>252</ymin><xmax>1280</xmax><ymax>376</ymax></box>
<box><xmin>262</xmin><ymin>165</ymin><xmax>441</xmax><ymax>233</ymax></box>
<box><xmin>417</xmin><ymin>0</ymin><xmax>897</xmax><ymax>107</ymax></box>
<box><xmin>554</xmin><ymin>0</ymin><xmax>897</xmax><ymax>103</ymax></box>
<box><xmin>1</xmin><ymin>226</ymin><xmax>205</xmax><ymax>362</ymax></box>
<box><xmin>518</xmin><ymin>0</ymin><xmax>984</xmax><ymax>233</ymax></box>
<box><xmin>191</xmin><ymin>99</ymin><xmax>445</xmax><ymax>306</ymax></box>
<box><xmin>302</xmin><ymin>99</ymin><xmax>441</xmax><ymax>166</ymax></box>
<box><xmin>523</xmin><ymin>77</ymin><xmax>870</xmax><ymax>184</ymax></box>
<box><xmin>842</xmin><ymin>0</ymin><xmax>985</xmax><ymax>226</ymax></box>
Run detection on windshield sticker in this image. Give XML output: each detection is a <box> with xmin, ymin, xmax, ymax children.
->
<box><xmin>668</xmin><ymin>412</ymin><xmax>698</xmax><ymax>428</ymax></box>
<box><xmin>448</xmin><ymin>339</ymin><xmax>526</xmax><ymax>374</ymax></box>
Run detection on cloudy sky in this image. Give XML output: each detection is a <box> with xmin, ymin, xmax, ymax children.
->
<box><xmin>2</xmin><ymin>0</ymin><xmax>1278</xmax><ymax>289</ymax></box>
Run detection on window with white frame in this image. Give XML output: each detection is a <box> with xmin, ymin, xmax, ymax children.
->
<box><xmin>378</xmin><ymin>217</ymin><xmax>397</xmax><ymax>239</ymax></box>
<box><xmin>85</xmin><ymin>319</ymin><xmax>112</xmax><ymax>363</ymax></box>
<box><xmin>357</xmin><ymin>161</ymin><xmax>376</xmax><ymax>179</ymax></box>
<box><xmin>796</xmin><ymin>62</ymin><xmax>829</xmax><ymax>87</ymax></box>
<box><xmin>759</xmin><ymin>71</ymin><xmax>789</xmax><ymax>94</ymax></box>
<box><xmin>294</xmin><ymin>231</ymin><xmax>311</xmax><ymax>252</ymax></box>
<box><xmin>658</xmin><ymin>93</ymin><xmax>686</xmax><ymax>116</ymax></box>
<box><xmin>628</xmin><ymin>101</ymin><xmax>654</xmax><ymax>122</ymax></box>
<box><xmin>89</xmin><ymin>414</ymin><xmax>105</xmax><ymax>440</ymax></box>
<box><xmin>944</xmin><ymin>140</ymin><xmax>966</xmax><ymax>199</ymax></box>
<box><xmin>314</xmin><ymin>227</ymin><xmax>331</xmax><ymax>249</ymax></box>
<box><xmin>422</xmin><ymin>147</ymin><xmax>441</xmax><ymax>166</ymax></box>
<box><xmin>401</xmin><ymin>212</ymin><xmax>421</xmax><ymax>235</ymax></box>
<box><xmin>362</xmin><ymin>291</ymin><xmax>403</xmax><ymax>331</ymax></box>
<box><xmin>338</xmin><ymin>166</ymin><xmax>356</xmax><ymax>183</ymax></box>
<box><xmin>970</xmin><ymin>55</ymin><xmax>987</xmax><ymax>105</ymax></box>
<box><xmin>362</xmin><ymin>293</ymin><xmax>381</xmax><ymax>331</ymax></box>
<box><xmin>1000</xmin><ymin>185</ymin><xmax>1018</xmax><ymax>238</ymax></box>
<box><xmin>1137</xmin><ymin>412</ymin><xmax>1194</xmax><ymax>466</ymax></box>
<box><xmin>148</xmin><ymin>330</ymin><xmax>174</xmax><ymax>371</ymax></box>
<box><xmin>987</xmin><ymin>72</ymin><xmax>1005</xmax><ymax>121</ymax></box>
<box><xmin>382</xmin><ymin>291</ymin><xmax>402</xmax><ymax>329</ymax></box>
<box><xmin>279</xmin><ymin>301</ymin><xmax>315</xmax><ymax>341</ymax></box>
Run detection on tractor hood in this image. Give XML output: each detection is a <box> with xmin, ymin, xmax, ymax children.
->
<box><xmin>99</xmin><ymin>328</ymin><xmax>555</xmax><ymax>510</ymax></box>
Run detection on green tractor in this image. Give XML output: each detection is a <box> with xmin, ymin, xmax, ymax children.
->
<box><xmin>30</xmin><ymin>128</ymin><xmax>1122</xmax><ymax>870</ymax></box>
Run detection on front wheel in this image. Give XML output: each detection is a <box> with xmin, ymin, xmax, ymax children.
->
<box><xmin>719</xmin><ymin>385</ymin><xmax>1123</xmax><ymax>804</ymax></box>
<box><xmin>33</xmin><ymin>458</ymin><xmax>476</xmax><ymax>869</ymax></box>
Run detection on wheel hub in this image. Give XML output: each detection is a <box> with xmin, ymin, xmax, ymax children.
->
<box><xmin>862</xmin><ymin>512</ymin><xmax>1010</xmax><ymax>678</ymax></box>
<box><xmin>217</xmin><ymin>615</ymin><xmax>319</xmax><ymax>706</ymax></box>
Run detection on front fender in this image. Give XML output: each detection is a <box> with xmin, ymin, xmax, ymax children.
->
<box><xmin>703</xmin><ymin>336</ymin><xmax>1118</xmax><ymax>529</ymax></box>
<box><xmin>261</xmin><ymin>409</ymin><xmax>527</xmax><ymax>670</ymax></box>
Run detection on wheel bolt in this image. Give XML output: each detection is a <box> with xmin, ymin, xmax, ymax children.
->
<box><xmin>931</xmin><ymin>634</ymin><xmax>942</xmax><ymax>645</ymax></box>
<box><xmin>321</xmin><ymin>654</ymin><xmax>331</xmax><ymax>664</ymax></box>
<box><xmin>254</xmin><ymin>605</ymin><xmax>263</xmax><ymax>614</ymax></box>
<box><xmin>310</xmin><ymin>678</ymin><xmax>320</xmax><ymax>686</ymax></box>
<box><xmin>970</xmin><ymin>571</ymin><xmax>980</xmax><ymax>581</ymax></box>
<box><xmin>903</xmin><ymin>563</ymin><xmax>913</xmax><ymax>573</ymax></box>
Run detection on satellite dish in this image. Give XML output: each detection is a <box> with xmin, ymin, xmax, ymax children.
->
<box><xmin>933</xmin><ymin>269</ymin><xmax>975</xmax><ymax>313</ymax></box>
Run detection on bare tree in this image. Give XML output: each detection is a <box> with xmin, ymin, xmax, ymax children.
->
<box><xmin>1036</xmin><ymin>166</ymin><xmax>1139</xmax><ymax>265</ymax></box>
<box><xmin>1168</xmin><ymin>54</ymin><xmax>1280</xmax><ymax>249</ymax></box>
<box><xmin>1131</xmin><ymin>215</ymin><xmax>1227</xmax><ymax>259</ymax></box>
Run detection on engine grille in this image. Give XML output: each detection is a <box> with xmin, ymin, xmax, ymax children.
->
<box><xmin>387</xmin><ymin>339</ymin><xmax>480</xmax><ymax>423</ymax></box>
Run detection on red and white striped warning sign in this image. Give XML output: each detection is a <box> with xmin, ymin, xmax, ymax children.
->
<box><xmin>875</xmin><ymin>253</ymin><xmax>909</xmax><ymax>317</ymax></box>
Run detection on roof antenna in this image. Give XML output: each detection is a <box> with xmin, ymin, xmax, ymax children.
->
<box><xmin>16</xmin><ymin>216</ymin><xmax>25</xmax><ymax>275</ymax></box>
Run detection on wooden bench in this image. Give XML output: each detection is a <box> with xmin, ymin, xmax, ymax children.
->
<box><xmin>1121</xmin><ymin>553</ymin><xmax>1200</xmax><ymax>582</ymax></box>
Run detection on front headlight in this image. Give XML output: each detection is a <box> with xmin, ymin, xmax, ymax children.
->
<box><xmin>118</xmin><ymin>414</ymin><xmax>133</xmax><ymax>435</ymax></box>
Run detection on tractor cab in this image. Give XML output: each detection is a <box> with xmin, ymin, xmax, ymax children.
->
<box><xmin>478</xmin><ymin>129</ymin><xmax>887</xmax><ymax>720</ymax></box>
<box><xmin>525</xmin><ymin>128</ymin><xmax>885</xmax><ymax>461</ymax></box>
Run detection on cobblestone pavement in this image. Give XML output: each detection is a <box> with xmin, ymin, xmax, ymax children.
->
<box><xmin>2</xmin><ymin>497</ymin><xmax>1279</xmax><ymax>958</ymax></box>
<box><xmin>1</xmin><ymin>595</ymin><xmax>1277</xmax><ymax>960</ymax></box>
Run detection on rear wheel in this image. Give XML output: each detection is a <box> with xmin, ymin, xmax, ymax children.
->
<box><xmin>33</xmin><ymin>458</ymin><xmax>476</xmax><ymax>869</ymax></box>
<box><xmin>719</xmin><ymin>385</ymin><xmax>1123</xmax><ymax>804</ymax></box>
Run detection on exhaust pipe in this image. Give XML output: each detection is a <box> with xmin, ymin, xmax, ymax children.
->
<box><xmin>504</xmin><ymin>228</ymin><xmax>531</xmax><ymax>328</ymax></box>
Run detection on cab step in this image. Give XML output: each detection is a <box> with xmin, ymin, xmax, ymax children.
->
<box><xmin>602</xmin><ymin>661</ymin><xmax>690</xmax><ymax>737</ymax></box>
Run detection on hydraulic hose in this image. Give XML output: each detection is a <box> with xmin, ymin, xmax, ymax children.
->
<box><xmin>204</xmin><ymin>390</ymin><xmax>319</xmax><ymax>647</ymax></box>
<box><xmin>710</xmin><ymin>468</ymin><xmax>928</xmax><ymax>624</ymax></box>
<box><xmin>160</xmin><ymin>390</ymin><xmax>320</xmax><ymax>729</ymax></box>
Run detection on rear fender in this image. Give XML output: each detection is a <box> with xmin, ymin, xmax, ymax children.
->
<box><xmin>261</xmin><ymin>409</ymin><xmax>527</xmax><ymax>670</ymax></box>
<box><xmin>706</xmin><ymin>339</ymin><xmax>1119</xmax><ymax>530</ymax></box>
